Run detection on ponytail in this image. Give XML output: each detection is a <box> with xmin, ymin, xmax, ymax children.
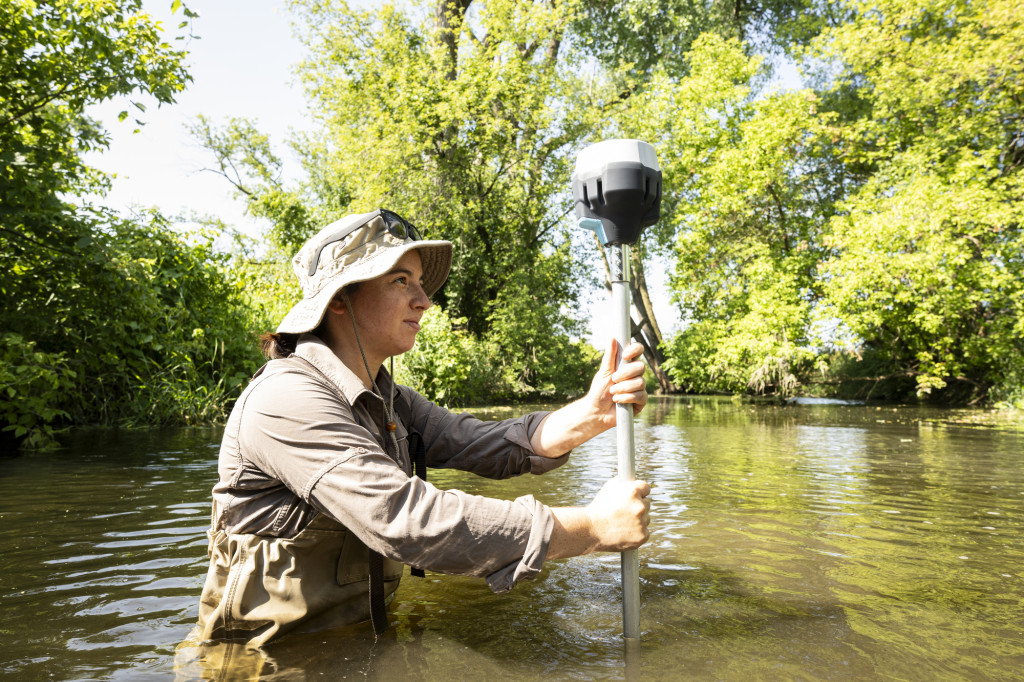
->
<box><xmin>258</xmin><ymin>332</ymin><xmax>300</xmax><ymax>360</ymax></box>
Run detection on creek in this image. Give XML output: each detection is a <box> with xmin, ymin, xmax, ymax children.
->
<box><xmin>2</xmin><ymin>397</ymin><xmax>1022</xmax><ymax>680</ymax></box>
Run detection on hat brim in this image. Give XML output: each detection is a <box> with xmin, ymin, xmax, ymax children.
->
<box><xmin>276</xmin><ymin>239</ymin><xmax>452</xmax><ymax>335</ymax></box>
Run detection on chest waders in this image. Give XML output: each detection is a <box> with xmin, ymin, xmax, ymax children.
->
<box><xmin>239</xmin><ymin>357</ymin><xmax>429</xmax><ymax>641</ymax></box>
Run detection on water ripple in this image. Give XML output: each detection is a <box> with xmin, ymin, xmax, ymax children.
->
<box><xmin>2</xmin><ymin>404</ymin><xmax>1023</xmax><ymax>680</ymax></box>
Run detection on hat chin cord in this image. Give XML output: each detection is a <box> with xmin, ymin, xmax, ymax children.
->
<box><xmin>341</xmin><ymin>292</ymin><xmax>399</xmax><ymax>457</ymax></box>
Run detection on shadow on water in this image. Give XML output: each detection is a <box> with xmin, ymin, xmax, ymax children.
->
<box><xmin>2</xmin><ymin>398</ymin><xmax>1024</xmax><ymax>680</ymax></box>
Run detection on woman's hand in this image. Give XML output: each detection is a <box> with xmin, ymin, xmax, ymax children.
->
<box><xmin>585</xmin><ymin>339</ymin><xmax>649</xmax><ymax>430</ymax></box>
<box><xmin>547</xmin><ymin>477</ymin><xmax>652</xmax><ymax>559</ymax></box>
<box><xmin>529</xmin><ymin>339</ymin><xmax>649</xmax><ymax>458</ymax></box>
<box><xmin>584</xmin><ymin>477</ymin><xmax>652</xmax><ymax>552</ymax></box>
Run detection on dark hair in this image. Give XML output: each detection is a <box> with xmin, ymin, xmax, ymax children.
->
<box><xmin>259</xmin><ymin>332</ymin><xmax>301</xmax><ymax>360</ymax></box>
<box><xmin>258</xmin><ymin>283</ymin><xmax>362</xmax><ymax>360</ymax></box>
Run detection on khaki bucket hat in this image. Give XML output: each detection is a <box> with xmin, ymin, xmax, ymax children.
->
<box><xmin>276</xmin><ymin>209</ymin><xmax>453</xmax><ymax>334</ymax></box>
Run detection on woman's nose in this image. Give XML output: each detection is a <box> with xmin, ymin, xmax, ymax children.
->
<box><xmin>413</xmin><ymin>283</ymin><xmax>431</xmax><ymax>310</ymax></box>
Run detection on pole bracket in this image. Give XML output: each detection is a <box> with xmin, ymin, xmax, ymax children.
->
<box><xmin>577</xmin><ymin>217</ymin><xmax>609</xmax><ymax>246</ymax></box>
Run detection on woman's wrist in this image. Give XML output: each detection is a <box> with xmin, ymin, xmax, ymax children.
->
<box><xmin>530</xmin><ymin>398</ymin><xmax>609</xmax><ymax>458</ymax></box>
<box><xmin>546</xmin><ymin>478</ymin><xmax>652</xmax><ymax>561</ymax></box>
<box><xmin>547</xmin><ymin>507</ymin><xmax>599</xmax><ymax>560</ymax></box>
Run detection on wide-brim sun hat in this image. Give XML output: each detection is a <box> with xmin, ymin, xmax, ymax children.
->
<box><xmin>276</xmin><ymin>208</ymin><xmax>453</xmax><ymax>334</ymax></box>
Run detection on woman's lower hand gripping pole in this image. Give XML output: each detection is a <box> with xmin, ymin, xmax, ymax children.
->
<box><xmin>546</xmin><ymin>478</ymin><xmax>652</xmax><ymax>560</ymax></box>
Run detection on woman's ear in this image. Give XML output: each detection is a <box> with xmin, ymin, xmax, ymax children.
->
<box><xmin>326</xmin><ymin>297</ymin><xmax>346</xmax><ymax>314</ymax></box>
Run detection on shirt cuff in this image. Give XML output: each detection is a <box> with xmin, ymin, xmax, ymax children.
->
<box><xmin>485</xmin><ymin>494</ymin><xmax>554</xmax><ymax>593</ymax></box>
<box><xmin>504</xmin><ymin>411</ymin><xmax>571</xmax><ymax>475</ymax></box>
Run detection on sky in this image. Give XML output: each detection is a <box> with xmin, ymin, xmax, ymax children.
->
<box><xmin>87</xmin><ymin>0</ymin><xmax>680</xmax><ymax>347</ymax></box>
<box><xmin>87</xmin><ymin>1</ymin><xmax>307</xmax><ymax>231</ymax></box>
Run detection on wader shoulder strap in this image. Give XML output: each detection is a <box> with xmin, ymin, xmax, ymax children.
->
<box><xmin>409</xmin><ymin>432</ymin><xmax>427</xmax><ymax>482</ymax></box>
<box><xmin>393</xmin><ymin>391</ymin><xmax>426</xmax><ymax>481</ymax></box>
<box><xmin>368</xmin><ymin>417</ymin><xmax>400</xmax><ymax>637</ymax></box>
<box><xmin>368</xmin><ymin>550</ymin><xmax>388</xmax><ymax>638</ymax></box>
<box><xmin>408</xmin><ymin>431</ymin><xmax>427</xmax><ymax>579</ymax></box>
<box><xmin>368</xmin><ymin>392</ymin><xmax>430</xmax><ymax>637</ymax></box>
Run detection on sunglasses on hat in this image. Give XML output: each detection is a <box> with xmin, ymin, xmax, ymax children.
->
<box><xmin>307</xmin><ymin>208</ymin><xmax>422</xmax><ymax>277</ymax></box>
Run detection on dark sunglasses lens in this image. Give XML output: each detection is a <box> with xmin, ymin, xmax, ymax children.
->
<box><xmin>404</xmin><ymin>221</ymin><xmax>421</xmax><ymax>241</ymax></box>
<box><xmin>382</xmin><ymin>211</ymin><xmax>419</xmax><ymax>241</ymax></box>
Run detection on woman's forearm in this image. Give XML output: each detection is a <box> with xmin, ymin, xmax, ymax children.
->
<box><xmin>546</xmin><ymin>507</ymin><xmax>600</xmax><ymax>559</ymax></box>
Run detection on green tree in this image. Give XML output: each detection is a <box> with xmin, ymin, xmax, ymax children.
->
<box><xmin>194</xmin><ymin>0</ymin><xmax>610</xmax><ymax>402</ymax></box>
<box><xmin>616</xmin><ymin>35</ymin><xmax>841</xmax><ymax>395</ymax></box>
<box><xmin>201</xmin><ymin>0</ymin><xmax>805</xmax><ymax>399</ymax></box>
<box><xmin>811</xmin><ymin>0</ymin><xmax>1024</xmax><ymax>402</ymax></box>
<box><xmin>188</xmin><ymin>115</ymin><xmax>318</xmax><ymax>258</ymax></box>
<box><xmin>573</xmin><ymin>0</ymin><xmax>818</xmax><ymax>81</ymax></box>
<box><xmin>1</xmin><ymin>0</ymin><xmax>192</xmax><ymax>214</ymax></box>
<box><xmin>290</xmin><ymin>0</ymin><xmax>592</xmax><ymax>335</ymax></box>
<box><xmin>610</xmin><ymin>0</ymin><xmax>1022</xmax><ymax>405</ymax></box>
<box><xmin>0</xmin><ymin>1</ymin><xmax>269</xmax><ymax>448</ymax></box>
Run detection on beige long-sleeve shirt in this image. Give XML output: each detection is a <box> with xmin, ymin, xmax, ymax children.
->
<box><xmin>197</xmin><ymin>335</ymin><xmax>569</xmax><ymax>644</ymax></box>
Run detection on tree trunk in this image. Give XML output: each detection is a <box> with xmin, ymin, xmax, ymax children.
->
<box><xmin>433</xmin><ymin>0</ymin><xmax>473</xmax><ymax>158</ymax></box>
<box><xmin>435</xmin><ymin>0</ymin><xmax>473</xmax><ymax>79</ymax></box>
<box><xmin>629</xmin><ymin>244</ymin><xmax>678</xmax><ymax>394</ymax></box>
<box><xmin>594</xmin><ymin>236</ymin><xmax>679</xmax><ymax>394</ymax></box>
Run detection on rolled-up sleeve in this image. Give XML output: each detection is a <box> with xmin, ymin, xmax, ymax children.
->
<box><xmin>238</xmin><ymin>368</ymin><xmax>555</xmax><ymax>590</ymax></box>
<box><xmin>484</xmin><ymin>494</ymin><xmax>554</xmax><ymax>592</ymax></box>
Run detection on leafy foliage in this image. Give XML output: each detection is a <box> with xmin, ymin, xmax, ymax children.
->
<box><xmin>3</xmin><ymin>207</ymin><xmax>268</xmax><ymax>441</ymax></box>
<box><xmin>0</xmin><ymin>334</ymin><xmax>76</xmax><ymax>450</ymax></box>
<box><xmin>193</xmin><ymin>0</ymin><xmax>614</xmax><ymax>404</ymax></box>
<box><xmin>811</xmin><ymin>0</ymin><xmax>1024</xmax><ymax>401</ymax></box>
<box><xmin>397</xmin><ymin>304</ymin><xmax>597</xmax><ymax>407</ymax></box>
<box><xmin>1</xmin><ymin>0</ymin><xmax>192</xmax><ymax>205</ymax></box>
<box><xmin>395</xmin><ymin>307</ymin><xmax>492</xmax><ymax>405</ymax></box>
<box><xmin>5</xmin><ymin>0</ymin><xmax>1018</xmax><ymax>440</ymax></box>
<box><xmin>0</xmin><ymin>1</ymin><xmax>268</xmax><ymax>448</ymax></box>
<box><xmin>614</xmin><ymin>36</ymin><xmax>840</xmax><ymax>395</ymax></box>
<box><xmin>572</xmin><ymin>0</ymin><xmax>817</xmax><ymax>80</ymax></box>
<box><xmin>288</xmin><ymin>0</ymin><xmax>594</xmax><ymax>335</ymax></box>
<box><xmin>192</xmin><ymin>0</ymin><xmax>1022</xmax><ymax>405</ymax></box>
<box><xmin>188</xmin><ymin>115</ymin><xmax>319</xmax><ymax>257</ymax></box>
<box><xmin>609</xmin><ymin>1</ymin><xmax>1023</xmax><ymax>404</ymax></box>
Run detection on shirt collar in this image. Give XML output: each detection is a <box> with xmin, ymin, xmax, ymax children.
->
<box><xmin>294</xmin><ymin>333</ymin><xmax>398</xmax><ymax>407</ymax></box>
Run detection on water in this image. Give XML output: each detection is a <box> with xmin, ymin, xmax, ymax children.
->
<box><xmin>2</xmin><ymin>398</ymin><xmax>1022</xmax><ymax>680</ymax></box>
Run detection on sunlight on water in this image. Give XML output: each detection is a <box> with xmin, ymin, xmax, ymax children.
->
<box><xmin>1</xmin><ymin>402</ymin><xmax>1022</xmax><ymax>680</ymax></box>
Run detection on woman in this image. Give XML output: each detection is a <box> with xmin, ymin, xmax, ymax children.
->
<box><xmin>193</xmin><ymin>208</ymin><xmax>651</xmax><ymax>646</ymax></box>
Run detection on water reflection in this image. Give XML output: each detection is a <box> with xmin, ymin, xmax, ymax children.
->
<box><xmin>1</xmin><ymin>401</ymin><xmax>1022</xmax><ymax>680</ymax></box>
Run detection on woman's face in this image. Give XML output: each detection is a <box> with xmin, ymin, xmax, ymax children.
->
<box><xmin>345</xmin><ymin>250</ymin><xmax>432</xmax><ymax>364</ymax></box>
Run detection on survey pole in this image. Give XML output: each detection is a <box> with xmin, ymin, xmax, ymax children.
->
<box><xmin>610</xmin><ymin>241</ymin><xmax>641</xmax><ymax>639</ymax></box>
<box><xmin>572</xmin><ymin>138</ymin><xmax>662</xmax><ymax>641</ymax></box>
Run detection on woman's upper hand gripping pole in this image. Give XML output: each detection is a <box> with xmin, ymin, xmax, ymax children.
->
<box><xmin>587</xmin><ymin>338</ymin><xmax>649</xmax><ymax>429</ymax></box>
<box><xmin>529</xmin><ymin>338</ymin><xmax>648</xmax><ymax>458</ymax></box>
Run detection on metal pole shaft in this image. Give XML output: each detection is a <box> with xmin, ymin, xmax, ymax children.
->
<box><xmin>609</xmin><ymin>243</ymin><xmax>640</xmax><ymax>640</ymax></box>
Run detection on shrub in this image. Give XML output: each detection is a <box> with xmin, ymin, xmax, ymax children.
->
<box><xmin>0</xmin><ymin>334</ymin><xmax>77</xmax><ymax>449</ymax></box>
<box><xmin>396</xmin><ymin>307</ymin><xmax>599</xmax><ymax>407</ymax></box>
